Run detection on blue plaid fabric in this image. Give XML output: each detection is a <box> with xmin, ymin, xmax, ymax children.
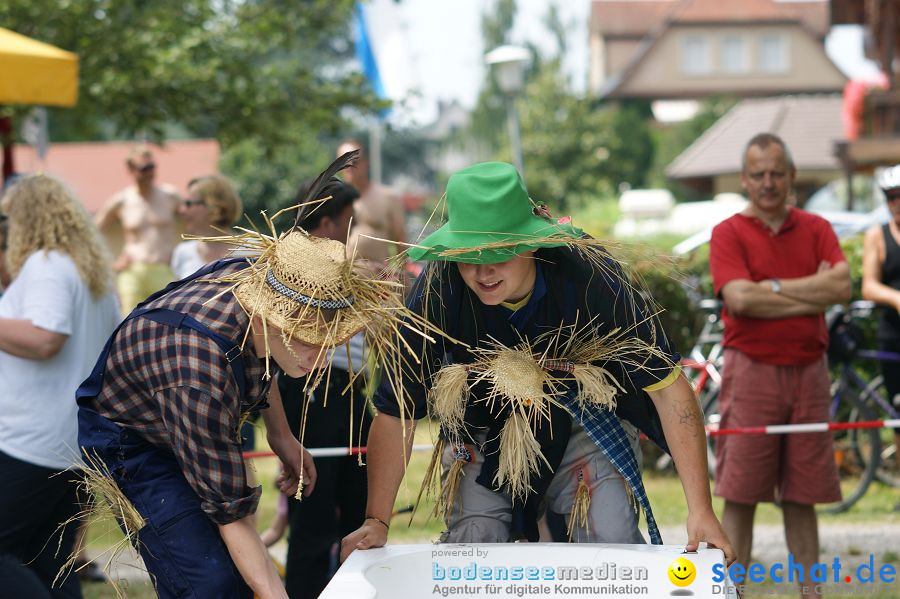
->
<box><xmin>560</xmin><ymin>393</ymin><xmax>662</xmax><ymax>545</ymax></box>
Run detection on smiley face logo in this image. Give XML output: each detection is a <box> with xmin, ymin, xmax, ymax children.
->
<box><xmin>668</xmin><ymin>557</ymin><xmax>696</xmax><ymax>587</ymax></box>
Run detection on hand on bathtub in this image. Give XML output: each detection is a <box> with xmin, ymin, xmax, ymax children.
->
<box><xmin>340</xmin><ymin>519</ymin><xmax>389</xmax><ymax>561</ymax></box>
<box><xmin>686</xmin><ymin>508</ymin><xmax>736</xmax><ymax>565</ymax></box>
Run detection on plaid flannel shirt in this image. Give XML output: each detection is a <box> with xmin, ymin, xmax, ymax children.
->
<box><xmin>87</xmin><ymin>261</ymin><xmax>270</xmax><ymax>524</ymax></box>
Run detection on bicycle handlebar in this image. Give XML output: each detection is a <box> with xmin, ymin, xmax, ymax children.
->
<box><xmin>848</xmin><ymin>300</ymin><xmax>876</xmax><ymax>317</ymax></box>
<box><xmin>698</xmin><ymin>298</ymin><xmax>723</xmax><ymax>314</ymax></box>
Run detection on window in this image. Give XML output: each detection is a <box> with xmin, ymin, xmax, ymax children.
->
<box><xmin>720</xmin><ymin>35</ymin><xmax>748</xmax><ymax>73</ymax></box>
<box><xmin>758</xmin><ymin>33</ymin><xmax>788</xmax><ymax>72</ymax></box>
<box><xmin>680</xmin><ymin>35</ymin><xmax>710</xmax><ymax>74</ymax></box>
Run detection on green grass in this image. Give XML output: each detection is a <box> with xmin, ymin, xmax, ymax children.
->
<box><xmin>640</xmin><ymin>471</ymin><xmax>900</xmax><ymax>528</ymax></box>
<box><xmin>83</xmin><ymin>580</ymin><xmax>157</xmax><ymax>599</ymax></box>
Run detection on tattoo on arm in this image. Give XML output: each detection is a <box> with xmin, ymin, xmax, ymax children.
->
<box><xmin>674</xmin><ymin>398</ymin><xmax>703</xmax><ymax>438</ymax></box>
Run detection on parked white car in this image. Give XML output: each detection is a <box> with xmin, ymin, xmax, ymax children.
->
<box><xmin>804</xmin><ymin>175</ymin><xmax>890</xmax><ymax>238</ymax></box>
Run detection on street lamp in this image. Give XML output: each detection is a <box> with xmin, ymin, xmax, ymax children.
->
<box><xmin>485</xmin><ymin>44</ymin><xmax>530</xmax><ymax>175</ymax></box>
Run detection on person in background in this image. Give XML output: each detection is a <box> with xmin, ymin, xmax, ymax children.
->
<box><xmin>862</xmin><ymin>164</ymin><xmax>900</xmax><ymax>504</ymax></box>
<box><xmin>335</xmin><ymin>139</ymin><xmax>406</xmax><ymax>265</ymax></box>
<box><xmin>275</xmin><ymin>177</ymin><xmax>371</xmax><ymax>599</ymax></box>
<box><xmin>0</xmin><ymin>175</ymin><xmax>120</xmax><ymax>598</ymax></box>
<box><xmin>171</xmin><ymin>174</ymin><xmax>244</xmax><ymax>279</ymax></box>
<box><xmin>95</xmin><ymin>144</ymin><xmax>179</xmax><ymax>315</ymax></box>
<box><xmin>710</xmin><ymin>133</ymin><xmax>851</xmax><ymax>599</ymax></box>
<box><xmin>0</xmin><ymin>172</ymin><xmax>25</xmax><ymax>293</ymax></box>
<box><xmin>170</xmin><ymin>173</ymin><xmax>263</xmax><ymax>522</ymax></box>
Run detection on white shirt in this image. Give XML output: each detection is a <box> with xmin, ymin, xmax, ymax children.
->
<box><xmin>0</xmin><ymin>250</ymin><xmax>120</xmax><ymax>470</ymax></box>
<box><xmin>330</xmin><ymin>332</ymin><xmax>366</xmax><ymax>374</ymax></box>
<box><xmin>171</xmin><ymin>241</ymin><xmax>258</xmax><ymax>279</ymax></box>
<box><xmin>171</xmin><ymin>240</ymin><xmax>208</xmax><ymax>279</ymax></box>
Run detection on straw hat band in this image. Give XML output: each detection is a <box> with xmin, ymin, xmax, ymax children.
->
<box><xmin>265</xmin><ymin>269</ymin><xmax>355</xmax><ymax>309</ymax></box>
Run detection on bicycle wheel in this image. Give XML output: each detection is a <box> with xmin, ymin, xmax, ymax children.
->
<box><xmin>858</xmin><ymin>375</ymin><xmax>900</xmax><ymax>488</ymax></box>
<box><xmin>818</xmin><ymin>391</ymin><xmax>882</xmax><ymax>514</ymax></box>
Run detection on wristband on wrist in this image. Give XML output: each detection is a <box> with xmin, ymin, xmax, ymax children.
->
<box><xmin>365</xmin><ymin>515</ymin><xmax>390</xmax><ymax>530</ymax></box>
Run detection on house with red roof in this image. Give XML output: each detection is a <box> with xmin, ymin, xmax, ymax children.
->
<box><xmin>589</xmin><ymin>0</ymin><xmax>846</xmax><ymax>100</ymax></box>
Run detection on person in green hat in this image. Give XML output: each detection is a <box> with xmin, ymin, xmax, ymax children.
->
<box><xmin>341</xmin><ymin>162</ymin><xmax>734</xmax><ymax>561</ymax></box>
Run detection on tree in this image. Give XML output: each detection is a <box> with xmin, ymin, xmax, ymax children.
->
<box><xmin>648</xmin><ymin>96</ymin><xmax>738</xmax><ymax>199</ymax></box>
<box><xmin>218</xmin><ymin>124</ymin><xmax>335</xmax><ymax>229</ymax></box>
<box><xmin>507</xmin><ymin>59</ymin><xmax>653</xmax><ymax>211</ymax></box>
<box><xmin>472</xmin><ymin>2</ymin><xmax>654</xmax><ymax>212</ymax></box>
<box><xmin>0</xmin><ymin>1</ymin><xmax>391</xmax><ymax>219</ymax></box>
<box><xmin>467</xmin><ymin>0</ymin><xmax>519</xmax><ymax>152</ymax></box>
<box><xmin>0</xmin><ymin>1</ymin><xmax>379</xmax><ymax>147</ymax></box>
<box><xmin>220</xmin><ymin>124</ymin><xmax>439</xmax><ymax>227</ymax></box>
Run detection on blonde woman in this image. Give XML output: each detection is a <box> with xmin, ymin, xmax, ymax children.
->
<box><xmin>170</xmin><ymin>174</ymin><xmax>262</xmax><ymax>507</ymax></box>
<box><xmin>0</xmin><ymin>175</ymin><xmax>120</xmax><ymax>597</ymax></box>
<box><xmin>171</xmin><ymin>174</ymin><xmax>243</xmax><ymax>278</ymax></box>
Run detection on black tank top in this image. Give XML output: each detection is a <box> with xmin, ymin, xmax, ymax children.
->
<box><xmin>878</xmin><ymin>223</ymin><xmax>900</xmax><ymax>342</ymax></box>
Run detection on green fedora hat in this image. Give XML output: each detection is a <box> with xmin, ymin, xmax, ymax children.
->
<box><xmin>408</xmin><ymin>162</ymin><xmax>582</xmax><ymax>264</ymax></box>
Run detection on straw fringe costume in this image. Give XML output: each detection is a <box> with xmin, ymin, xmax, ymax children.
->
<box><xmin>377</xmin><ymin>162</ymin><xmax>681</xmax><ymax>544</ymax></box>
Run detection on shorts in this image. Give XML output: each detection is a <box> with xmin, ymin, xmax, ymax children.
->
<box><xmin>117</xmin><ymin>262</ymin><xmax>175</xmax><ymax>315</ymax></box>
<box><xmin>714</xmin><ymin>348</ymin><xmax>841</xmax><ymax>505</ymax></box>
<box><xmin>439</xmin><ymin>419</ymin><xmax>644</xmax><ymax>544</ymax></box>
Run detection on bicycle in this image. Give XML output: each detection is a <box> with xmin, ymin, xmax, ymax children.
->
<box><xmin>827</xmin><ymin>301</ymin><xmax>900</xmax><ymax>491</ymax></box>
<box><xmin>818</xmin><ymin>301</ymin><xmax>898</xmax><ymax>513</ymax></box>
<box><xmin>663</xmin><ymin>297</ymin><xmax>896</xmax><ymax>512</ymax></box>
<box><xmin>859</xmin><ymin>374</ymin><xmax>900</xmax><ymax>487</ymax></box>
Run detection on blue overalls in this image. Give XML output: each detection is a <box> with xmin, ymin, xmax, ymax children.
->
<box><xmin>76</xmin><ymin>259</ymin><xmax>254</xmax><ymax>599</ymax></box>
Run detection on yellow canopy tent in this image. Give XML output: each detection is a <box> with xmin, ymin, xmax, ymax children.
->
<box><xmin>0</xmin><ymin>28</ymin><xmax>78</xmax><ymax>183</ymax></box>
<box><xmin>0</xmin><ymin>27</ymin><xmax>78</xmax><ymax>106</ymax></box>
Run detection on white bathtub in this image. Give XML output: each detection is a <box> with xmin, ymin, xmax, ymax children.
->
<box><xmin>321</xmin><ymin>543</ymin><xmax>738</xmax><ymax>599</ymax></box>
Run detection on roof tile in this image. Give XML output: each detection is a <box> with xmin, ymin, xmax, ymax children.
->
<box><xmin>666</xmin><ymin>95</ymin><xmax>844</xmax><ymax>178</ymax></box>
<box><xmin>592</xmin><ymin>0</ymin><xmax>828</xmax><ymax>37</ymax></box>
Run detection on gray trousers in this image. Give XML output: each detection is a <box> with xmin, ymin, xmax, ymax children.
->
<box><xmin>439</xmin><ymin>417</ymin><xmax>645</xmax><ymax>544</ymax></box>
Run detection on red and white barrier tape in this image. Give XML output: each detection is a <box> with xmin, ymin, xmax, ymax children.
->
<box><xmin>243</xmin><ymin>444</ymin><xmax>433</xmax><ymax>460</ymax></box>
<box><xmin>242</xmin><ymin>421</ymin><xmax>900</xmax><ymax>459</ymax></box>
<box><xmin>707</xmin><ymin>419</ymin><xmax>900</xmax><ymax>437</ymax></box>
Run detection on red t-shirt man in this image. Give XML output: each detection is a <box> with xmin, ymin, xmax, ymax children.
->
<box><xmin>709</xmin><ymin>134</ymin><xmax>851</xmax><ymax>594</ymax></box>
<box><xmin>710</xmin><ymin>207</ymin><xmax>846</xmax><ymax>365</ymax></box>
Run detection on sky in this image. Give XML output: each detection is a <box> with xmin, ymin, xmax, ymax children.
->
<box><xmin>361</xmin><ymin>0</ymin><xmax>882</xmax><ymax>127</ymax></box>
<box><xmin>363</xmin><ymin>0</ymin><xmax>589</xmax><ymax>126</ymax></box>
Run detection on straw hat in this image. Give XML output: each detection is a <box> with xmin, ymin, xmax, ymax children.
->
<box><xmin>196</xmin><ymin>150</ymin><xmax>453</xmax><ymax>384</ymax></box>
<box><xmin>233</xmin><ymin>231</ymin><xmax>365</xmax><ymax>346</ymax></box>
